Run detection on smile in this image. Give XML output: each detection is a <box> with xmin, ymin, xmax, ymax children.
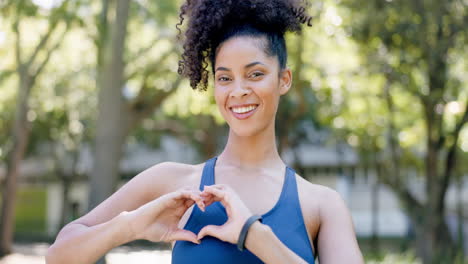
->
<box><xmin>229</xmin><ymin>104</ymin><xmax>259</xmax><ymax>120</ymax></box>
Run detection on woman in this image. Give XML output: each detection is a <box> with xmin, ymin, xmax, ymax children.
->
<box><xmin>46</xmin><ymin>0</ymin><xmax>364</xmax><ymax>263</ymax></box>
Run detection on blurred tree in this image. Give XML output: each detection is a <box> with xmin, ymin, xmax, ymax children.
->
<box><xmin>277</xmin><ymin>31</ymin><xmax>325</xmax><ymax>175</ymax></box>
<box><xmin>88</xmin><ymin>0</ymin><xmax>132</xmax><ymax>217</ymax></box>
<box><xmin>338</xmin><ymin>0</ymin><xmax>467</xmax><ymax>262</ymax></box>
<box><xmin>88</xmin><ymin>0</ymin><xmax>182</xmax><ymax>223</ymax></box>
<box><xmin>141</xmin><ymin>113</ymin><xmax>227</xmax><ymax>160</ymax></box>
<box><xmin>0</xmin><ymin>0</ymin><xmax>79</xmax><ymax>256</ymax></box>
<box><xmin>87</xmin><ymin>3</ymin><xmax>184</xmax><ymax>261</ymax></box>
<box><xmin>30</xmin><ymin>69</ymin><xmax>95</xmax><ymax>229</ymax></box>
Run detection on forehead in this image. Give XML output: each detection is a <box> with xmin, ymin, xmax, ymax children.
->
<box><xmin>214</xmin><ymin>36</ymin><xmax>278</xmax><ymax>68</ymax></box>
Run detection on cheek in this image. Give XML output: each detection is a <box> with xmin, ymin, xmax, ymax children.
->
<box><xmin>263</xmin><ymin>93</ymin><xmax>280</xmax><ymax>113</ymax></box>
<box><xmin>214</xmin><ymin>87</ymin><xmax>227</xmax><ymax>110</ymax></box>
<box><xmin>257</xmin><ymin>81</ymin><xmax>280</xmax><ymax>108</ymax></box>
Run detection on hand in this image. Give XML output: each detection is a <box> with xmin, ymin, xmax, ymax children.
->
<box><xmin>125</xmin><ymin>187</ymin><xmax>205</xmax><ymax>244</ymax></box>
<box><xmin>198</xmin><ymin>184</ymin><xmax>254</xmax><ymax>244</ymax></box>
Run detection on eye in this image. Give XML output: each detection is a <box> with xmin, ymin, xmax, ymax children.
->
<box><xmin>249</xmin><ymin>72</ymin><xmax>264</xmax><ymax>78</ymax></box>
<box><xmin>217</xmin><ymin>76</ymin><xmax>231</xmax><ymax>82</ymax></box>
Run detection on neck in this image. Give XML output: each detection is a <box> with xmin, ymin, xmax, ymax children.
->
<box><xmin>217</xmin><ymin>120</ymin><xmax>284</xmax><ymax>170</ymax></box>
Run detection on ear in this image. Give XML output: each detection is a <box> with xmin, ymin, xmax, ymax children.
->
<box><xmin>279</xmin><ymin>68</ymin><xmax>292</xmax><ymax>95</ymax></box>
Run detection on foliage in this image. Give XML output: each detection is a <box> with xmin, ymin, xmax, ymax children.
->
<box><xmin>0</xmin><ymin>187</ymin><xmax>47</xmax><ymax>234</ymax></box>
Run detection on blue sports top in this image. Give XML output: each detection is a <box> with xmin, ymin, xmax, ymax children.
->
<box><xmin>172</xmin><ymin>157</ymin><xmax>315</xmax><ymax>263</ymax></box>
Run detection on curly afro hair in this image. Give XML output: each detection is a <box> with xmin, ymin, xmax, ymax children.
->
<box><xmin>176</xmin><ymin>0</ymin><xmax>313</xmax><ymax>91</ymax></box>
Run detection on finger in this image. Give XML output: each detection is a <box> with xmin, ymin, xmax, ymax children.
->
<box><xmin>203</xmin><ymin>188</ymin><xmax>229</xmax><ymax>209</ymax></box>
<box><xmin>184</xmin><ymin>199</ymin><xmax>195</xmax><ymax>208</ymax></box>
<box><xmin>197</xmin><ymin>224</ymin><xmax>223</xmax><ymax>240</ymax></box>
<box><xmin>200</xmin><ymin>191</ymin><xmax>214</xmax><ymax>203</ymax></box>
<box><xmin>176</xmin><ymin>190</ymin><xmax>205</xmax><ymax>211</ymax></box>
<box><xmin>169</xmin><ymin>229</ymin><xmax>201</xmax><ymax>244</ymax></box>
<box><xmin>200</xmin><ymin>192</ymin><xmax>216</xmax><ymax>207</ymax></box>
<box><xmin>202</xmin><ymin>185</ymin><xmax>226</xmax><ymax>198</ymax></box>
<box><xmin>175</xmin><ymin>189</ymin><xmax>201</xmax><ymax>201</ymax></box>
<box><xmin>202</xmin><ymin>186</ymin><xmax>229</xmax><ymax>208</ymax></box>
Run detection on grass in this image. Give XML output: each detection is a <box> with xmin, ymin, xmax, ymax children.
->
<box><xmin>0</xmin><ymin>186</ymin><xmax>47</xmax><ymax>238</ymax></box>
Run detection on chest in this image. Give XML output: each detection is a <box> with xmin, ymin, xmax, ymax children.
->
<box><xmin>214</xmin><ymin>167</ymin><xmax>285</xmax><ymax>215</ymax></box>
<box><xmin>176</xmin><ymin>168</ymin><xmax>321</xmax><ymax>256</ymax></box>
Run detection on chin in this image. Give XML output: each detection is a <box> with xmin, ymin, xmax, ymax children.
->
<box><xmin>231</xmin><ymin>129</ymin><xmax>257</xmax><ymax>138</ymax></box>
<box><xmin>228</xmin><ymin>123</ymin><xmax>268</xmax><ymax>138</ymax></box>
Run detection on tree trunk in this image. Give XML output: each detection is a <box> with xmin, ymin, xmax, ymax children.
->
<box><xmin>59</xmin><ymin>177</ymin><xmax>72</xmax><ymax>228</ymax></box>
<box><xmin>370</xmin><ymin>164</ymin><xmax>380</xmax><ymax>255</ymax></box>
<box><xmin>416</xmin><ymin>215</ymin><xmax>456</xmax><ymax>264</ymax></box>
<box><xmin>0</xmin><ymin>71</ymin><xmax>32</xmax><ymax>256</ymax></box>
<box><xmin>89</xmin><ymin>0</ymin><xmax>130</xmax><ymax>210</ymax></box>
<box><xmin>89</xmin><ymin>1</ymin><xmax>130</xmax><ymax>263</ymax></box>
<box><xmin>456</xmin><ymin>175</ymin><xmax>465</xmax><ymax>259</ymax></box>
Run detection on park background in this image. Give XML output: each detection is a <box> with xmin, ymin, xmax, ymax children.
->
<box><xmin>0</xmin><ymin>0</ymin><xmax>467</xmax><ymax>263</ymax></box>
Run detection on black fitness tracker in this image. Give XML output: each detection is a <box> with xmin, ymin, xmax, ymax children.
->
<box><xmin>237</xmin><ymin>214</ymin><xmax>263</xmax><ymax>251</ymax></box>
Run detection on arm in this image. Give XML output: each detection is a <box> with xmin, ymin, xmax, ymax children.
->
<box><xmin>46</xmin><ymin>162</ymin><xmax>202</xmax><ymax>264</ymax></box>
<box><xmin>316</xmin><ymin>188</ymin><xmax>364</xmax><ymax>264</ymax></box>
<box><xmin>46</xmin><ymin>212</ymin><xmax>133</xmax><ymax>264</ymax></box>
<box><xmin>245</xmin><ymin>221</ymin><xmax>307</xmax><ymax>264</ymax></box>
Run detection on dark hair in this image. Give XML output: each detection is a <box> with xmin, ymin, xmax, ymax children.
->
<box><xmin>177</xmin><ymin>0</ymin><xmax>313</xmax><ymax>91</ymax></box>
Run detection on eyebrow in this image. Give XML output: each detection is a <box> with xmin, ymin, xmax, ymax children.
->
<box><xmin>215</xmin><ymin>61</ymin><xmax>265</xmax><ymax>73</ymax></box>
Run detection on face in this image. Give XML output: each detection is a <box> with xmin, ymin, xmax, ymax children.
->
<box><xmin>213</xmin><ymin>36</ymin><xmax>292</xmax><ymax>137</ymax></box>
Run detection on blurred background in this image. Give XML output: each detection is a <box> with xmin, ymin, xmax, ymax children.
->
<box><xmin>0</xmin><ymin>0</ymin><xmax>467</xmax><ymax>263</ymax></box>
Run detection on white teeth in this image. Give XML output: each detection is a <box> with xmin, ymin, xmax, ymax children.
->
<box><xmin>232</xmin><ymin>105</ymin><xmax>257</xmax><ymax>114</ymax></box>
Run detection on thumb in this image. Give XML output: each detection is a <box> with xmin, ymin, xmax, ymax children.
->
<box><xmin>197</xmin><ymin>224</ymin><xmax>223</xmax><ymax>240</ymax></box>
<box><xmin>169</xmin><ymin>229</ymin><xmax>200</xmax><ymax>244</ymax></box>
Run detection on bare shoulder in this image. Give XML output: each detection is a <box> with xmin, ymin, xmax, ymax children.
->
<box><xmin>126</xmin><ymin>160</ymin><xmax>211</xmax><ymax>202</ymax></box>
<box><xmin>295</xmin><ymin>174</ymin><xmax>338</xmax><ymax>207</ymax></box>
<box><xmin>137</xmin><ymin>161</ymin><xmax>205</xmax><ymax>195</ymax></box>
<box><xmin>295</xmin><ymin>175</ymin><xmax>348</xmax><ymax>217</ymax></box>
<box><xmin>295</xmin><ymin>174</ymin><xmax>335</xmax><ymax>198</ymax></box>
<box><xmin>296</xmin><ymin>175</ymin><xmax>363</xmax><ymax>262</ymax></box>
<box><xmin>294</xmin><ymin>174</ymin><xmax>329</xmax><ymax>242</ymax></box>
<box><xmin>72</xmin><ymin>161</ymin><xmax>204</xmax><ymax>227</ymax></box>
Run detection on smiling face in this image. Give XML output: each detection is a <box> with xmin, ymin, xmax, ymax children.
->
<box><xmin>213</xmin><ymin>36</ymin><xmax>292</xmax><ymax>137</ymax></box>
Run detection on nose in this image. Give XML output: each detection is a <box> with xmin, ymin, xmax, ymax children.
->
<box><xmin>230</xmin><ymin>80</ymin><xmax>251</xmax><ymax>98</ymax></box>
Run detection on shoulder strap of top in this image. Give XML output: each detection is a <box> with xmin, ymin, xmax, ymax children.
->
<box><xmin>198</xmin><ymin>156</ymin><xmax>218</xmax><ymax>191</ymax></box>
<box><xmin>280</xmin><ymin>166</ymin><xmax>301</xmax><ymax>208</ymax></box>
<box><xmin>283</xmin><ymin>166</ymin><xmax>296</xmax><ymax>200</ymax></box>
<box><xmin>286</xmin><ymin>166</ymin><xmax>297</xmax><ymax>191</ymax></box>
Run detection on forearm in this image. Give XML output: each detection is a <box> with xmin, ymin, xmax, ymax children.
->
<box><xmin>245</xmin><ymin>222</ymin><xmax>307</xmax><ymax>264</ymax></box>
<box><xmin>46</xmin><ymin>212</ymin><xmax>133</xmax><ymax>264</ymax></box>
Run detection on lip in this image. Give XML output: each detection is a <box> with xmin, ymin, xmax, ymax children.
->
<box><xmin>229</xmin><ymin>104</ymin><xmax>259</xmax><ymax>120</ymax></box>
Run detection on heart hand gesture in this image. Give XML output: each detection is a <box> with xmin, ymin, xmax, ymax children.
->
<box><xmin>198</xmin><ymin>184</ymin><xmax>254</xmax><ymax>244</ymax></box>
